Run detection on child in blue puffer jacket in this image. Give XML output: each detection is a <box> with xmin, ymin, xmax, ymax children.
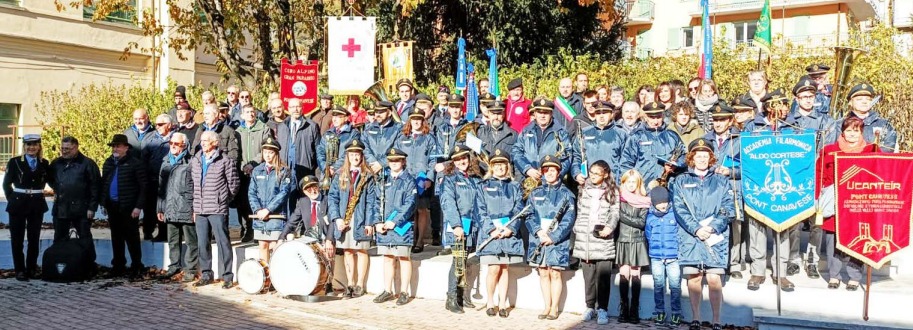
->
<box><xmin>644</xmin><ymin>187</ymin><xmax>682</xmax><ymax>326</ymax></box>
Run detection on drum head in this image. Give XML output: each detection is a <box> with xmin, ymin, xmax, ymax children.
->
<box><xmin>237</xmin><ymin>259</ymin><xmax>267</xmax><ymax>294</ymax></box>
<box><xmin>270</xmin><ymin>240</ymin><xmax>322</xmax><ymax>296</ymax></box>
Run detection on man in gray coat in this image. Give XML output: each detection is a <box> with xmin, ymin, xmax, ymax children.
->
<box><xmin>191</xmin><ymin>131</ymin><xmax>239</xmax><ymax>288</ymax></box>
<box><xmin>157</xmin><ymin>133</ymin><xmax>198</xmax><ymax>282</ymax></box>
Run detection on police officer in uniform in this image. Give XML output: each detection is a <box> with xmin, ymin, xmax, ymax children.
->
<box><xmin>620</xmin><ymin>102</ymin><xmax>685</xmax><ymax>186</ymax></box>
<box><xmin>441</xmin><ymin>144</ymin><xmax>483</xmax><ymax>314</ymax></box>
<box><xmin>317</xmin><ymin>105</ymin><xmax>362</xmax><ymax>183</ymax></box>
<box><xmin>702</xmin><ymin>103</ymin><xmax>745</xmax><ymax>278</ymax></box>
<box><xmin>476</xmin><ymin>100</ymin><xmax>518</xmax><ymax>174</ymax></box>
<box><xmin>364</xmin><ymin>101</ymin><xmax>404</xmax><ymax>174</ymax></box>
<box><xmin>511</xmin><ymin>99</ymin><xmax>572</xmax><ymax>181</ymax></box>
<box><xmin>572</xmin><ymin>101</ymin><xmax>626</xmax><ymax>185</ymax></box>
<box><xmin>4</xmin><ymin>134</ymin><xmax>49</xmax><ymax>281</ymax></box>
<box><xmin>827</xmin><ymin>83</ymin><xmax>898</xmax><ymax>152</ymax></box>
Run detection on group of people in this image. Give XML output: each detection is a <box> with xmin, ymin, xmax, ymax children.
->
<box><xmin>4</xmin><ymin>64</ymin><xmax>898</xmax><ymax>330</ymax></box>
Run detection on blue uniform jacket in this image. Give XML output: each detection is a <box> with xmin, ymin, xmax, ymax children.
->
<box><xmin>395</xmin><ymin>131</ymin><xmax>439</xmax><ymax>193</ymax></box>
<box><xmin>440</xmin><ymin>171</ymin><xmax>482</xmax><ymax>247</ymax></box>
<box><xmin>433</xmin><ymin>119</ymin><xmax>468</xmax><ymax>160</ymax></box>
<box><xmin>363</xmin><ymin>119</ymin><xmax>403</xmax><ymax>167</ymax></box>
<box><xmin>328</xmin><ymin>171</ymin><xmax>379</xmax><ymax>242</ymax></box>
<box><xmin>613</xmin><ymin>119</ymin><xmax>644</xmax><ymax>138</ymax></box>
<box><xmin>374</xmin><ymin>171</ymin><xmax>417</xmax><ymax>246</ymax></box>
<box><xmin>316</xmin><ymin>124</ymin><xmax>361</xmax><ymax>174</ymax></box>
<box><xmin>476</xmin><ymin>178</ymin><xmax>525</xmax><ymax>257</ymax></box>
<box><xmin>248</xmin><ymin>164</ymin><xmax>295</xmax><ymax>216</ymax></box>
<box><xmin>525</xmin><ymin>182</ymin><xmax>576</xmax><ymax>268</ymax></box>
<box><xmin>620</xmin><ymin>124</ymin><xmax>684</xmax><ymax>185</ymax></box>
<box><xmin>645</xmin><ymin>207</ymin><xmax>680</xmax><ymax>260</ymax></box>
<box><xmin>671</xmin><ymin>168</ymin><xmax>734</xmax><ymax>269</ymax></box>
<box><xmin>703</xmin><ymin>127</ymin><xmax>743</xmax><ymax>205</ymax></box>
<box><xmin>511</xmin><ymin>121</ymin><xmax>572</xmax><ymax>179</ymax></box>
<box><xmin>571</xmin><ymin>123</ymin><xmax>626</xmax><ymax>180</ymax></box>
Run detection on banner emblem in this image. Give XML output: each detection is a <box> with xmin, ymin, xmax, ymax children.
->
<box><xmin>328</xmin><ymin>17</ymin><xmax>377</xmax><ymax>95</ymax></box>
<box><xmin>280</xmin><ymin>59</ymin><xmax>318</xmax><ymax>114</ymax></box>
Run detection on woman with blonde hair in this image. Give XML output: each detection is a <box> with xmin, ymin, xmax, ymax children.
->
<box><xmin>616</xmin><ymin>169</ymin><xmax>650</xmax><ymax>324</ymax></box>
<box><xmin>248</xmin><ymin>138</ymin><xmax>294</xmax><ymax>263</ymax></box>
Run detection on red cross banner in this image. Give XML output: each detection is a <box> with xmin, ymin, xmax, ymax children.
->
<box><xmin>279</xmin><ymin>59</ymin><xmax>319</xmax><ymax>114</ymax></box>
<box><xmin>328</xmin><ymin>16</ymin><xmax>377</xmax><ymax>95</ymax></box>
<box><xmin>834</xmin><ymin>154</ymin><xmax>913</xmax><ymax>269</ymax></box>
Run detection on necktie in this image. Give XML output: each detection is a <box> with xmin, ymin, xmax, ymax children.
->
<box><xmin>310</xmin><ymin>201</ymin><xmax>318</xmax><ymax>227</ymax></box>
<box><xmin>27</xmin><ymin>157</ymin><xmax>36</xmax><ymax>171</ymax></box>
<box><xmin>718</xmin><ymin>136</ymin><xmax>724</xmax><ymax>148</ymax></box>
<box><xmin>349</xmin><ymin>171</ymin><xmax>358</xmax><ymax>199</ymax></box>
<box><xmin>398</xmin><ymin>103</ymin><xmax>405</xmax><ymax>116</ymax></box>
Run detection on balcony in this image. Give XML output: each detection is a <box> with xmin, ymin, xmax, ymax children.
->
<box><xmin>685</xmin><ymin>0</ymin><xmax>875</xmax><ymax>20</ymax></box>
<box><xmin>625</xmin><ymin>0</ymin><xmax>655</xmax><ymax>25</ymax></box>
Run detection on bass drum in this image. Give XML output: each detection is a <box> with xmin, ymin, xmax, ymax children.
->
<box><xmin>269</xmin><ymin>239</ymin><xmax>329</xmax><ymax>296</ymax></box>
<box><xmin>237</xmin><ymin>258</ymin><xmax>270</xmax><ymax>294</ymax></box>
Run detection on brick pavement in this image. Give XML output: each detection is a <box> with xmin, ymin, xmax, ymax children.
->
<box><xmin>0</xmin><ymin>278</ymin><xmax>688</xmax><ymax>330</ymax></box>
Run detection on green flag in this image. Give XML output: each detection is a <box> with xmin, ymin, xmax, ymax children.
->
<box><xmin>754</xmin><ymin>0</ymin><xmax>772</xmax><ymax>53</ymax></box>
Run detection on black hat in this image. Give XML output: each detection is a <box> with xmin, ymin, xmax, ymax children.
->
<box><xmin>261</xmin><ymin>137</ymin><xmax>281</xmax><ymax>152</ymax></box>
<box><xmin>386</xmin><ymin>147</ymin><xmax>408</xmax><ymax>161</ymax></box>
<box><xmin>375</xmin><ymin>101</ymin><xmax>394</xmax><ymax>111</ymax></box>
<box><xmin>331</xmin><ymin>105</ymin><xmax>348</xmax><ymax>116</ymax></box>
<box><xmin>174</xmin><ymin>85</ymin><xmax>186</xmax><ymax>99</ymax></box>
<box><xmin>218</xmin><ymin>102</ymin><xmax>230</xmax><ymax>111</ymax></box>
<box><xmin>108</xmin><ymin>134</ymin><xmax>130</xmax><ymax>147</ymax></box>
<box><xmin>594</xmin><ymin>101</ymin><xmax>615</xmax><ymax>114</ymax></box>
<box><xmin>507</xmin><ymin>78</ymin><xmax>523</xmax><ymax>90</ymax></box>
<box><xmin>300</xmin><ymin>175</ymin><xmax>319</xmax><ymax>190</ymax></box>
<box><xmin>345</xmin><ymin>139</ymin><xmax>366</xmax><ymax>152</ymax></box>
<box><xmin>396</xmin><ymin>78</ymin><xmax>414</xmax><ymax>90</ymax></box>
<box><xmin>450</xmin><ymin>144</ymin><xmax>471</xmax><ymax>159</ymax></box>
<box><xmin>642</xmin><ymin>102</ymin><xmax>665</xmax><ymax>115</ymax></box>
<box><xmin>710</xmin><ymin>102</ymin><xmax>734</xmax><ymax>118</ymax></box>
<box><xmin>847</xmin><ymin>83</ymin><xmax>875</xmax><ymax>100</ymax></box>
<box><xmin>22</xmin><ymin>134</ymin><xmax>41</xmax><ymax>144</ymax></box>
<box><xmin>732</xmin><ymin>94</ymin><xmax>756</xmax><ymax>112</ymax></box>
<box><xmin>447</xmin><ymin>94</ymin><xmax>465</xmax><ymax>106</ymax></box>
<box><xmin>530</xmin><ymin>98</ymin><xmax>554</xmax><ymax>113</ymax></box>
<box><xmin>415</xmin><ymin>93</ymin><xmax>433</xmax><ymax>105</ymax></box>
<box><xmin>365</xmin><ymin>106</ymin><xmax>376</xmax><ymax>114</ymax></box>
<box><xmin>319</xmin><ymin>93</ymin><xmax>334</xmax><ymax>100</ymax></box>
<box><xmin>539</xmin><ymin>154</ymin><xmax>562</xmax><ymax>169</ymax></box>
<box><xmin>437</xmin><ymin>85</ymin><xmax>451</xmax><ymax>95</ymax></box>
<box><xmin>489</xmin><ymin>148</ymin><xmax>511</xmax><ymax>164</ymax></box>
<box><xmin>408</xmin><ymin>107</ymin><xmax>426</xmax><ymax>120</ymax></box>
<box><xmin>792</xmin><ymin>76</ymin><xmax>817</xmax><ymax>96</ymax></box>
<box><xmin>689</xmin><ymin>138</ymin><xmax>714</xmax><ymax>153</ymax></box>
<box><xmin>805</xmin><ymin>64</ymin><xmax>830</xmax><ymax>75</ymax></box>
<box><xmin>760</xmin><ymin>88</ymin><xmax>789</xmax><ymax>105</ymax></box>
<box><xmin>479</xmin><ymin>92</ymin><xmax>496</xmax><ymax>102</ymax></box>
<box><xmin>650</xmin><ymin>186</ymin><xmax>670</xmax><ymax>205</ymax></box>
<box><xmin>488</xmin><ymin>100</ymin><xmax>506</xmax><ymax>114</ymax></box>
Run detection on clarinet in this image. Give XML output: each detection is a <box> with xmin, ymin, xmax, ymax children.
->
<box><xmin>530</xmin><ymin>199</ymin><xmax>571</xmax><ymax>266</ymax></box>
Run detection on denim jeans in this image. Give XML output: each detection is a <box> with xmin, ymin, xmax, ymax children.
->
<box><xmin>650</xmin><ymin>258</ymin><xmax>682</xmax><ymax>315</ymax></box>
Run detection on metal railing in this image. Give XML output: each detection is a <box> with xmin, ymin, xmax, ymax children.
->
<box><xmin>686</xmin><ymin>0</ymin><xmax>840</xmax><ymax>14</ymax></box>
<box><xmin>0</xmin><ymin>134</ymin><xmax>13</xmax><ymax>169</ymax></box>
<box><xmin>0</xmin><ymin>0</ymin><xmax>19</xmax><ymax>6</ymax></box>
<box><xmin>626</xmin><ymin>0</ymin><xmax>655</xmax><ymax>22</ymax></box>
<box><xmin>83</xmin><ymin>4</ymin><xmax>136</xmax><ymax>25</ymax></box>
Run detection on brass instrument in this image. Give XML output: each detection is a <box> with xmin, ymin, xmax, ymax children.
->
<box><xmin>320</xmin><ymin>134</ymin><xmax>340</xmax><ymax>191</ymax></box>
<box><xmin>375</xmin><ymin>167</ymin><xmax>387</xmax><ymax>225</ymax></box>
<box><xmin>454</xmin><ymin>122</ymin><xmax>490</xmax><ymax>166</ymax></box>
<box><xmin>364</xmin><ymin>80</ymin><xmax>402</xmax><ymax>123</ymax></box>
<box><xmin>828</xmin><ymin>47</ymin><xmax>866</xmax><ymax>118</ymax></box>
<box><xmin>342</xmin><ymin>173</ymin><xmax>370</xmax><ymax>227</ymax></box>
<box><xmin>530</xmin><ymin>199</ymin><xmax>571</xmax><ymax>267</ymax></box>
<box><xmin>648</xmin><ymin>144</ymin><xmax>684</xmax><ymax>190</ymax></box>
<box><xmin>554</xmin><ymin>132</ymin><xmax>566</xmax><ymax>159</ymax></box>
<box><xmin>453</xmin><ymin>235</ymin><xmax>468</xmax><ymax>287</ymax></box>
<box><xmin>522</xmin><ymin>177</ymin><xmax>540</xmax><ymax>200</ymax></box>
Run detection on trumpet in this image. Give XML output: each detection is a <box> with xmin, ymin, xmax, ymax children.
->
<box><xmin>649</xmin><ymin>144</ymin><xmax>684</xmax><ymax>189</ymax></box>
<box><xmin>453</xmin><ymin>235</ymin><xmax>468</xmax><ymax>287</ymax></box>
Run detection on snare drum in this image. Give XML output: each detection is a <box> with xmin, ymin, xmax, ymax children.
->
<box><xmin>270</xmin><ymin>240</ymin><xmax>330</xmax><ymax>296</ymax></box>
<box><xmin>237</xmin><ymin>258</ymin><xmax>270</xmax><ymax>294</ymax></box>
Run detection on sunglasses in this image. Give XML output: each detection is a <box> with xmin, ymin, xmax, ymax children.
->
<box><xmin>689</xmin><ymin>86</ymin><xmax>700</xmax><ymax>91</ymax></box>
<box><xmin>240</xmin><ymin>95</ymin><xmax>251</xmax><ymax>99</ymax></box>
<box><xmin>155</xmin><ymin>123</ymin><xmax>169</xmax><ymax>126</ymax></box>
<box><xmin>169</xmin><ymin>142</ymin><xmax>185</xmax><ymax>147</ymax></box>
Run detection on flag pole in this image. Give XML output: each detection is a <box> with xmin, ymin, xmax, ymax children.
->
<box><xmin>775</xmin><ymin>231</ymin><xmax>782</xmax><ymax>316</ymax></box>
<box><xmin>863</xmin><ymin>266</ymin><xmax>872</xmax><ymax>321</ymax></box>
<box><xmin>757</xmin><ymin>48</ymin><xmax>763</xmax><ymax>70</ymax></box>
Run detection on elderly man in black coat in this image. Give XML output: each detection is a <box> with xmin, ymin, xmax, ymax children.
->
<box><xmin>101</xmin><ymin>134</ymin><xmax>148</xmax><ymax>278</ymax></box>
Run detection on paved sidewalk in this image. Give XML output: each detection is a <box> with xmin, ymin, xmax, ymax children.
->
<box><xmin>0</xmin><ymin>278</ymin><xmax>687</xmax><ymax>330</ymax></box>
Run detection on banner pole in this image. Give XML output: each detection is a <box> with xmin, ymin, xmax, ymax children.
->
<box><xmin>864</xmin><ymin>266</ymin><xmax>872</xmax><ymax>321</ymax></box>
<box><xmin>776</xmin><ymin>230</ymin><xmax>782</xmax><ymax>316</ymax></box>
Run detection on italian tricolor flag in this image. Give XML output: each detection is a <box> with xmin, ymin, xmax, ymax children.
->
<box><xmin>554</xmin><ymin>96</ymin><xmax>578</xmax><ymax>121</ymax></box>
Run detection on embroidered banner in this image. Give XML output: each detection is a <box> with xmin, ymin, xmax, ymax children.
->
<box><xmin>327</xmin><ymin>17</ymin><xmax>377</xmax><ymax>95</ymax></box>
<box><xmin>740</xmin><ymin>132</ymin><xmax>817</xmax><ymax>232</ymax></box>
<box><xmin>380</xmin><ymin>41</ymin><xmax>414</xmax><ymax>96</ymax></box>
<box><xmin>835</xmin><ymin>154</ymin><xmax>913</xmax><ymax>269</ymax></box>
<box><xmin>279</xmin><ymin>59</ymin><xmax>319</xmax><ymax>115</ymax></box>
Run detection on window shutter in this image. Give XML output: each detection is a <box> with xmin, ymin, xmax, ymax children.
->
<box><xmin>667</xmin><ymin>28</ymin><xmax>681</xmax><ymax>50</ymax></box>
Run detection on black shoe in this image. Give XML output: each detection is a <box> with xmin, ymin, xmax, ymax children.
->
<box><xmin>445</xmin><ymin>294</ymin><xmax>464</xmax><ymax>314</ymax></box>
<box><xmin>373</xmin><ymin>291</ymin><xmax>394</xmax><ymax>303</ymax></box>
<box><xmin>411</xmin><ymin>246</ymin><xmax>424</xmax><ymax>254</ymax></box>
<box><xmin>618</xmin><ymin>302</ymin><xmax>630</xmax><ymax>323</ymax></box>
<box><xmin>806</xmin><ymin>264</ymin><xmax>821</xmax><ymax>279</ymax></box>
<box><xmin>109</xmin><ymin>268</ymin><xmax>126</xmax><ymax>279</ymax></box>
<box><xmin>15</xmin><ymin>272</ymin><xmax>28</xmax><ymax>282</ymax></box>
<box><xmin>240</xmin><ymin>233</ymin><xmax>254</xmax><ymax>243</ymax></box>
<box><xmin>437</xmin><ymin>248</ymin><xmax>452</xmax><ymax>256</ymax></box>
<box><xmin>712</xmin><ymin>323</ymin><xmax>723</xmax><ymax>330</ymax></box>
<box><xmin>689</xmin><ymin>320</ymin><xmax>701</xmax><ymax>330</ymax></box>
<box><xmin>787</xmin><ymin>262</ymin><xmax>800</xmax><ymax>276</ymax></box>
<box><xmin>498</xmin><ymin>308</ymin><xmax>509</xmax><ymax>318</ymax></box>
<box><xmin>194</xmin><ymin>278</ymin><xmax>213</xmax><ymax>287</ymax></box>
<box><xmin>395</xmin><ymin>293</ymin><xmax>410</xmax><ymax>305</ymax></box>
<box><xmin>462</xmin><ymin>299</ymin><xmax>475</xmax><ymax>308</ymax></box>
<box><xmin>486</xmin><ymin>307</ymin><xmax>497</xmax><ymax>316</ymax></box>
<box><xmin>222</xmin><ymin>281</ymin><xmax>234</xmax><ymax>289</ymax></box>
<box><xmin>160</xmin><ymin>268</ymin><xmax>181</xmax><ymax>280</ymax></box>
<box><xmin>343</xmin><ymin>286</ymin><xmax>354</xmax><ymax>298</ymax></box>
<box><xmin>730</xmin><ymin>271</ymin><xmax>743</xmax><ymax>279</ymax></box>
<box><xmin>181</xmin><ymin>275</ymin><xmax>195</xmax><ymax>283</ymax></box>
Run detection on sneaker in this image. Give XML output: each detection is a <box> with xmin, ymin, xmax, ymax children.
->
<box><xmin>596</xmin><ymin>309</ymin><xmax>609</xmax><ymax>325</ymax></box>
<box><xmin>373</xmin><ymin>291</ymin><xmax>394</xmax><ymax>303</ymax></box>
<box><xmin>395</xmin><ymin>293</ymin><xmax>410</xmax><ymax>305</ymax></box>
<box><xmin>582</xmin><ymin>308</ymin><xmax>596</xmax><ymax>322</ymax></box>
<box><xmin>670</xmin><ymin>314</ymin><xmax>683</xmax><ymax>326</ymax></box>
<box><xmin>653</xmin><ymin>312</ymin><xmax>666</xmax><ymax>325</ymax></box>
<box><xmin>786</xmin><ymin>262</ymin><xmax>800</xmax><ymax>276</ymax></box>
<box><xmin>353</xmin><ymin>286</ymin><xmax>365</xmax><ymax>297</ymax></box>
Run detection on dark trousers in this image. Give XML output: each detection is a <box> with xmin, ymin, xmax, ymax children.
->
<box><xmin>430</xmin><ymin>196</ymin><xmax>443</xmax><ymax>243</ymax></box>
<box><xmin>167</xmin><ymin>222</ymin><xmax>199</xmax><ymax>275</ymax></box>
<box><xmin>9</xmin><ymin>212</ymin><xmax>43</xmax><ymax>273</ymax></box>
<box><xmin>581</xmin><ymin>259</ymin><xmax>614</xmax><ymax>310</ymax></box>
<box><xmin>53</xmin><ymin>217</ymin><xmax>93</xmax><ymax>242</ymax></box>
<box><xmin>108</xmin><ymin>207</ymin><xmax>143</xmax><ymax>270</ymax></box>
<box><xmin>236</xmin><ymin>175</ymin><xmax>253</xmax><ymax>238</ymax></box>
<box><xmin>196</xmin><ymin>214</ymin><xmax>233</xmax><ymax>282</ymax></box>
<box><xmin>142</xmin><ymin>182</ymin><xmax>165</xmax><ymax>238</ymax></box>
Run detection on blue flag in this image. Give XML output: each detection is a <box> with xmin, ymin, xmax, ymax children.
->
<box><xmin>455</xmin><ymin>38</ymin><xmax>467</xmax><ymax>93</ymax></box>
<box><xmin>486</xmin><ymin>48</ymin><xmax>499</xmax><ymax>97</ymax></box>
<box><xmin>699</xmin><ymin>0</ymin><xmax>713</xmax><ymax>79</ymax></box>
<box><xmin>465</xmin><ymin>63</ymin><xmax>479</xmax><ymax>121</ymax></box>
<box><xmin>740</xmin><ymin>132</ymin><xmax>818</xmax><ymax>232</ymax></box>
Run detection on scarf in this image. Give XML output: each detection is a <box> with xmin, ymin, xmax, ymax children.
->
<box><xmin>837</xmin><ymin>135</ymin><xmax>868</xmax><ymax>153</ymax></box>
<box><xmin>168</xmin><ymin>150</ymin><xmax>187</xmax><ymax>165</ymax></box>
<box><xmin>620</xmin><ymin>189</ymin><xmax>652</xmax><ymax>209</ymax></box>
<box><xmin>695</xmin><ymin>94</ymin><xmax>719</xmax><ymax>112</ymax></box>
<box><xmin>584</xmin><ymin>183</ymin><xmax>607</xmax><ymax>224</ymax></box>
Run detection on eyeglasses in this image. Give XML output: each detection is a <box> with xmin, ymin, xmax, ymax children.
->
<box><xmin>239</xmin><ymin>95</ymin><xmax>251</xmax><ymax>99</ymax></box>
<box><xmin>169</xmin><ymin>142</ymin><xmax>185</xmax><ymax>147</ymax></box>
<box><xmin>155</xmin><ymin>123</ymin><xmax>169</xmax><ymax>126</ymax></box>
<box><xmin>227</xmin><ymin>91</ymin><xmax>237</xmax><ymax>95</ymax></box>
<box><xmin>689</xmin><ymin>86</ymin><xmax>700</xmax><ymax>91</ymax></box>
<box><xmin>798</xmin><ymin>95</ymin><xmax>816</xmax><ymax>100</ymax></box>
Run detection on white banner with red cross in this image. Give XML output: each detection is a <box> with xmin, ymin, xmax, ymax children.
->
<box><xmin>327</xmin><ymin>16</ymin><xmax>377</xmax><ymax>95</ymax></box>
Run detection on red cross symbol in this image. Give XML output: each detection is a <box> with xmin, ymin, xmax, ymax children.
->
<box><xmin>342</xmin><ymin>38</ymin><xmax>361</xmax><ymax>58</ymax></box>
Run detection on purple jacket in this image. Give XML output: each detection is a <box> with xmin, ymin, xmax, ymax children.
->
<box><xmin>191</xmin><ymin>149</ymin><xmax>239</xmax><ymax>215</ymax></box>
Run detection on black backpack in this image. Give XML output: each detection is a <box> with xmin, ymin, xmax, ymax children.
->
<box><xmin>41</xmin><ymin>230</ymin><xmax>96</xmax><ymax>282</ymax></box>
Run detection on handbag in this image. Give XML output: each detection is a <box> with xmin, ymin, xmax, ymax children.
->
<box><xmin>818</xmin><ymin>185</ymin><xmax>835</xmax><ymax>218</ymax></box>
<box><xmin>42</xmin><ymin>230</ymin><xmax>96</xmax><ymax>282</ymax></box>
